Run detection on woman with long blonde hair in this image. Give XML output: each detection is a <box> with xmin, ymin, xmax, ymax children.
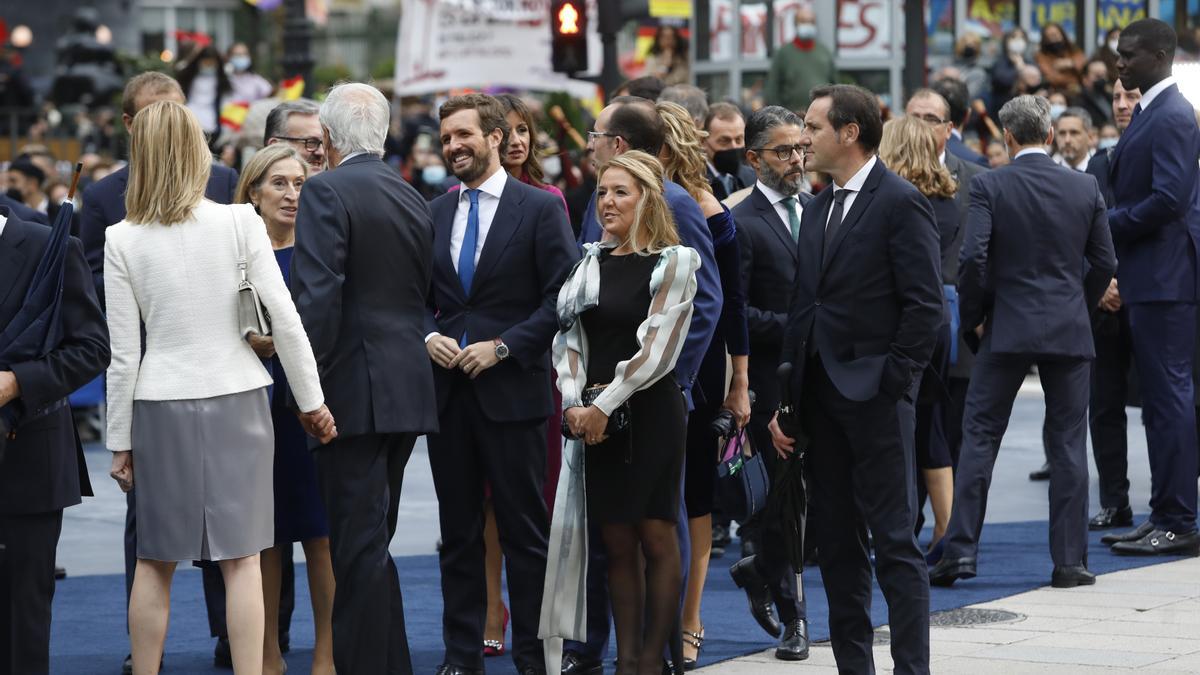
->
<box><xmin>105</xmin><ymin>101</ymin><xmax>334</xmax><ymax>675</ymax></box>
<box><xmin>656</xmin><ymin>100</ymin><xmax>751</xmax><ymax>669</ymax></box>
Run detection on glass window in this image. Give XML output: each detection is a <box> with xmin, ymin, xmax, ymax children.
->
<box><xmin>741</xmin><ymin>2</ymin><xmax>769</xmax><ymax>60</ymax></box>
<box><xmin>741</xmin><ymin>70</ymin><xmax>769</xmax><ymax>109</ymax></box>
<box><xmin>837</xmin><ymin>0</ymin><xmax>892</xmax><ymax>60</ymax></box>
<box><xmin>839</xmin><ymin>69</ymin><xmax>891</xmax><ymax>107</ymax></box>
<box><xmin>965</xmin><ymin>0</ymin><xmax>1017</xmax><ymax>42</ymax></box>
<box><xmin>697</xmin><ymin>71</ymin><xmax>732</xmax><ymax>102</ymax></box>
<box><xmin>706</xmin><ymin>0</ymin><xmax>736</xmax><ymax>62</ymax></box>
<box><xmin>1096</xmin><ymin>1</ymin><xmax>1147</xmax><ymax>44</ymax></box>
<box><xmin>140</xmin><ymin>7</ymin><xmax>167</xmax><ymax>57</ymax></box>
<box><xmin>928</xmin><ymin>0</ymin><xmax>955</xmax><ymax>61</ymax></box>
<box><xmin>1030</xmin><ymin>0</ymin><xmax>1080</xmax><ymax>44</ymax></box>
<box><xmin>772</xmin><ymin>0</ymin><xmax>805</xmax><ymax>55</ymax></box>
<box><xmin>175</xmin><ymin>8</ymin><xmax>198</xmax><ymax>33</ymax></box>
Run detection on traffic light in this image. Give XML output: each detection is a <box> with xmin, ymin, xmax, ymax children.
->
<box><xmin>551</xmin><ymin>0</ymin><xmax>588</xmax><ymax>74</ymax></box>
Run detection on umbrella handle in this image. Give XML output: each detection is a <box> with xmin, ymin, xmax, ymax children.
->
<box><xmin>67</xmin><ymin>163</ymin><xmax>83</xmax><ymax>201</ymax></box>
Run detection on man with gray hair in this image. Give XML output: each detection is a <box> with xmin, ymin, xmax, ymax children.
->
<box><xmin>658</xmin><ymin>83</ymin><xmax>709</xmax><ymax>127</ymax></box>
<box><xmin>1053</xmin><ymin>107</ymin><xmax>1096</xmax><ymax>172</ymax></box>
<box><xmin>929</xmin><ymin>95</ymin><xmax>1117</xmax><ymax>588</ymax></box>
<box><xmin>265</xmin><ymin>98</ymin><xmax>326</xmax><ymax>173</ymax></box>
<box><xmin>291</xmin><ymin>82</ymin><xmax>439</xmax><ymax>674</ymax></box>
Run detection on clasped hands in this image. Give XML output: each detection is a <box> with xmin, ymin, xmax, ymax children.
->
<box><xmin>563</xmin><ymin>405</ymin><xmax>610</xmax><ymax>445</ymax></box>
<box><xmin>426</xmin><ymin>335</ymin><xmax>500</xmax><ymax>378</ymax></box>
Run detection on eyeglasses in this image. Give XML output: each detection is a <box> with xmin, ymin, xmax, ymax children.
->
<box><xmin>587</xmin><ymin>131</ymin><xmax>620</xmax><ymax>143</ymax></box>
<box><xmin>914</xmin><ymin>113</ymin><xmax>949</xmax><ymax>125</ymax></box>
<box><xmin>751</xmin><ymin>144</ymin><xmax>804</xmax><ymax>161</ymax></box>
<box><xmin>275</xmin><ymin>136</ymin><xmax>323</xmax><ymax>152</ymax></box>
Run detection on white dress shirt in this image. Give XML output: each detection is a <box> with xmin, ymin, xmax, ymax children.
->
<box><xmin>1053</xmin><ymin>151</ymin><xmax>1093</xmax><ymax>172</ymax></box>
<box><xmin>826</xmin><ymin>155</ymin><xmax>877</xmax><ymax>230</ymax></box>
<box><xmin>1015</xmin><ymin>147</ymin><xmax>1049</xmax><ymax>160</ymax></box>
<box><xmin>1138</xmin><ymin>75</ymin><xmax>1178</xmax><ymax>112</ymax></box>
<box><xmin>451</xmin><ymin>167</ymin><xmax>507</xmax><ymax>272</ymax></box>
<box><xmin>756</xmin><ymin>180</ymin><xmax>803</xmax><ymax>236</ymax></box>
<box><xmin>338</xmin><ymin>151</ymin><xmax>371</xmax><ymax>166</ymax></box>
<box><xmin>0</xmin><ymin>212</ymin><xmax>7</xmax><ymax>237</ymax></box>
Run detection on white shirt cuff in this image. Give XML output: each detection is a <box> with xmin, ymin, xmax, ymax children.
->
<box><xmin>424</xmin><ymin>332</ymin><xmax>441</xmax><ymax>344</ymax></box>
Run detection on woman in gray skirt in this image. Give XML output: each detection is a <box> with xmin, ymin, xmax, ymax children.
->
<box><xmin>104</xmin><ymin>100</ymin><xmax>335</xmax><ymax>675</ymax></box>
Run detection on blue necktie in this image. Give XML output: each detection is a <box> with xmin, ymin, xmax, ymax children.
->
<box><xmin>457</xmin><ymin>188</ymin><xmax>480</xmax><ymax>347</ymax></box>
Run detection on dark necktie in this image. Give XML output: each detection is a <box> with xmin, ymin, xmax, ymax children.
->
<box><xmin>457</xmin><ymin>188</ymin><xmax>481</xmax><ymax>346</ymax></box>
<box><xmin>782</xmin><ymin>196</ymin><xmax>801</xmax><ymax>242</ymax></box>
<box><xmin>1131</xmin><ymin>103</ymin><xmax>1143</xmax><ymax>122</ymax></box>
<box><xmin>823</xmin><ymin>188</ymin><xmax>848</xmax><ymax>255</ymax></box>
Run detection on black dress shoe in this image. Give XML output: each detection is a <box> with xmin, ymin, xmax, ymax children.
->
<box><xmin>1101</xmin><ymin>520</ymin><xmax>1155</xmax><ymax>546</ymax></box>
<box><xmin>214</xmin><ymin>636</ymin><xmax>233</xmax><ymax>669</ymax></box>
<box><xmin>1089</xmin><ymin>506</ymin><xmax>1134</xmax><ymax>531</ymax></box>
<box><xmin>519</xmin><ymin>667</ymin><xmax>548</xmax><ymax>675</ymax></box>
<box><xmin>928</xmin><ymin>556</ymin><xmax>976</xmax><ymax>587</ymax></box>
<box><xmin>1051</xmin><ymin>564</ymin><xmax>1097</xmax><ymax>588</ymax></box>
<box><xmin>1028</xmin><ymin>463</ymin><xmax>1051</xmax><ymax>481</ymax></box>
<box><xmin>122</xmin><ymin>654</ymin><xmax>132</xmax><ymax>675</ymax></box>
<box><xmin>1111</xmin><ymin>529</ymin><xmax>1200</xmax><ymax>557</ymax></box>
<box><xmin>729</xmin><ymin>555</ymin><xmax>782</xmax><ymax>638</ymax></box>
<box><xmin>775</xmin><ymin>619</ymin><xmax>810</xmax><ymax>661</ymax></box>
<box><xmin>436</xmin><ymin>665</ymin><xmax>484</xmax><ymax>675</ymax></box>
<box><xmin>561</xmin><ymin>651</ymin><xmax>603</xmax><ymax>675</ymax></box>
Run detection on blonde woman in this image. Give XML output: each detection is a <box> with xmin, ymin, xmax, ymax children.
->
<box><xmin>554</xmin><ymin>150</ymin><xmax>699</xmax><ymax>675</ymax></box>
<box><xmin>879</xmin><ymin>115</ymin><xmax>957</xmax><ymax>553</ymax></box>
<box><xmin>656</xmin><ymin>101</ymin><xmax>750</xmax><ymax>669</ymax></box>
<box><xmin>234</xmin><ymin>144</ymin><xmax>335</xmax><ymax>675</ymax></box>
<box><xmin>104</xmin><ymin>101</ymin><xmax>335</xmax><ymax>675</ymax></box>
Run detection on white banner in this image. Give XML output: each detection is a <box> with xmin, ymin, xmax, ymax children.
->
<box><xmin>395</xmin><ymin>0</ymin><xmax>599</xmax><ymax>98</ymax></box>
<box><xmin>837</xmin><ymin>0</ymin><xmax>891</xmax><ymax>60</ymax></box>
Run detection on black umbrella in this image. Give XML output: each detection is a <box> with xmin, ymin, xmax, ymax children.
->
<box><xmin>0</xmin><ymin>163</ymin><xmax>83</xmax><ymax>463</ymax></box>
<box><xmin>767</xmin><ymin>363</ymin><xmax>810</xmax><ymax>580</ymax></box>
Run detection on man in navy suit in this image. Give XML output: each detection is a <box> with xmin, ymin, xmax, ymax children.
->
<box><xmin>424</xmin><ymin>93</ymin><xmax>576</xmax><ymax>675</ymax></box>
<box><xmin>0</xmin><ymin>206</ymin><xmax>110</xmax><ymax>673</ymax></box>
<box><xmin>770</xmin><ymin>84</ymin><xmax>943</xmax><ymax>675</ymax></box>
<box><xmin>933</xmin><ymin>77</ymin><xmax>989</xmax><ymax>169</ymax></box>
<box><xmin>703</xmin><ymin>102</ymin><xmax>757</xmax><ymax>200</ymax></box>
<box><xmin>729</xmin><ymin>105</ymin><xmax>811</xmax><ymax>661</ymax></box>
<box><xmin>76</xmin><ymin>71</ymin><xmax>245</xmax><ymax>672</ymax></box>
<box><xmin>1101</xmin><ymin>19</ymin><xmax>1200</xmax><ymax>557</ymax></box>
<box><xmin>929</xmin><ymin>95</ymin><xmax>1117</xmax><ymax>588</ymax></box>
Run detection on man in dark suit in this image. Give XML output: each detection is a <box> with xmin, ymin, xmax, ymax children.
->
<box><xmin>729</xmin><ymin>105</ymin><xmax>811</xmax><ymax>661</ymax></box>
<box><xmin>769</xmin><ymin>84</ymin><xmax>943</xmax><ymax>675</ymax></box>
<box><xmin>1100</xmin><ymin>19</ymin><xmax>1200</xmax><ymax>556</ymax></box>
<box><xmin>423</xmin><ymin>94</ymin><xmax>575</xmax><ymax>675</ymax></box>
<box><xmin>703</xmin><ymin>102</ymin><xmax>758</xmax><ymax>200</ymax></box>
<box><xmin>929</xmin><ymin>95</ymin><xmax>1117</xmax><ymax>588</ymax></box>
<box><xmin>75</xmin><ymin>71</ymin><xmax>246</xmax><ymax>672</ymax></box>
<box><xmin>291</xmin><ymin>82</ymin><xmax>439</xmax><ymax>674</ymax></box>
<box><xmin>933</xmin><ymin>77</ymin><xmax>989</xmax><ymax>168</ymax></box>
<box><xmin>0</xmin><ymin>194</ymin><xmax>47</xmax><ymax>225</ymax></box>
<box><xmin>1085</xmin><ymin>79</ymin><xmax>1142</xmax><ymax>531</ymax></box>
<box><xmin>0</xmin><ymin>206</ymin><xmax>110</xmax><ymax>673</ymax></box>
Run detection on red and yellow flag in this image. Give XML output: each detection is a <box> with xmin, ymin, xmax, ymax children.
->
<box><xmin>220</xmin><ymin>101</ymin><xmax>250</xmax><ymax>131</ymax></box>
<box><xmin>280</xmin><ymin>76</ymin><xmax>305</xmax><ymax>101</ymax></box>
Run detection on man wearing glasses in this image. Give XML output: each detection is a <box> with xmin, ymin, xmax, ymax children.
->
<box><xmin>265</xmin><ymin>99</ymin><xmax>327</xmax><ymax>174</ymax></box>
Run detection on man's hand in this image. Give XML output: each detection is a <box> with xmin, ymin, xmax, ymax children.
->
<box><xmin>974</xmin><ymin>323</ymin><xmax>985</xmax><ymax>339</ymax></box>
<box><xmin>0</xmin><ymin>371</ymin><xmax>20</xmax><ymax>407</ymax></box>
<box><xmin>110</xmin><ymin>451</ymin><xmax>134</xmax><ymax>492</ymax></box>
<box><xmin>448</xmin><ymin>341</ymin><xmax>501</xmax><ymax>379</ymax></box>
<box><xmin>247</xmin><ymin>334</ymin><xmax>276</xmax><ymax>359</ymax></box>
<box><xmin>1099</xmin><ymin>278</ymin><xmax>1121</xmax><ymax>312</ymax></box>
<box><xmin>767</xmin><ymin>412</ymin><xmax>796</xmax><ymax>459</ymax></box>
<box><xmin>426</xmin><ymin>335</ymin><xmax>462</xmax><ymax>369</ymax></box>
<box><xmin>298</xmin><ymin>404</ymin><xmax>338</xmax><ymax>445</ymax></box>
<box><xmin>722</xmin><ymin>375</ymin><xmax>751</xmax><ymax>430</ymax></box>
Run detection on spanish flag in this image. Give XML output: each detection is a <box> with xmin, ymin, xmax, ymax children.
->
<box><xmin>220</xmin><ymin>101</ymin><xmax>250</xmax><ymax>131</ymax></box>
<box><xmin>280</xmin><ymin>76</ymin><xmax>305</xmax><ymax>101</ymax></box>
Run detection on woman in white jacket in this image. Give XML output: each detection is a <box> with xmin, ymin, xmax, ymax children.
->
<box><xmin>104</xmin><ymin>100</ymin><xmax>335</xmax><ymax>675</ymax></box>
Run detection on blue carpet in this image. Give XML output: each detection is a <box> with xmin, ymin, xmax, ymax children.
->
<box><xmin>49</xmin><ymin>518</ymin><xmax>1170</xmax><ymax>674</ymax></box>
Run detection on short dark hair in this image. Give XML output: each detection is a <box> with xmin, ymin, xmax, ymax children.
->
<box><xmin>809</xmin><ymin>84</ymin><xmax>883</xmax><ymax>153</ymax></box>
<box><xmin>1056</xmin><ymin>106</ymin><xmax>1094</xmax><ymax>132</ymax></box>
<box><xmin>1122</xmin><ymin>18</ymin><xmax>1178</xmax><ymax>58</ymax></box>
<box><xmin>122</xmin><ymin>71</ymin><xmax>184</xmax><ymax>118</ymax></box>
<box><xmin>264</xmin><ymin>99</ymin><xmax>321</xmax><ymax>146</ymax></box>
<box><xmin>746</xmin><ymin>106</ymin><xmax>803</xmax><ymax>153</ymax></box>
<box><xmin>703</xmin><ymin>101</ymin><xmax>744</xmax><ymax>131</ymax></box>
<box><xmin>439</xmin><ymin>93</ymin><xmax>510</xmax><ymax>152</ymax></box>
<box><xmin>932</xmin><ymin>77</ymin><xmax>970</xmax><ymax>128</ymax></box>
<box><xmin>906</xmin><ymin>88</ymin><xmax>951</xmax><ymax>121</ymax></box>
<box><xmin>607</xmin><ymin>96</ymin><xmax>665</xmax><ymax>156</ymax></box>
<box><xmin>616</xmin><ymin>76</ymin><xmax>666</xmax><ymax>102</ymax></box>
<box><xmin>8</xmin><ymin>156</ymin><xmax>46</xmax><ymax>184</ymax></box>
<box><xmin>658</xmin><ymin>84</ymin><xmax>709</xmax><ymax>125</ymax></box>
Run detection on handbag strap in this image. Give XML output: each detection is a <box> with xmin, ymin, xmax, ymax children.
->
<box><xmin>230</xmin><ymin>204</ymin><xmax>248</xmax><ymax>284</ymax></box>
<box><xmin>721</xmin><ymin>428</ymin><xmax>748</xmax><ymax>463</ymax></box>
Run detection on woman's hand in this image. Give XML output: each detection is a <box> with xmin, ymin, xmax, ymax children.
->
<box><xmin>722</xmin><ymin>375</ymin><xmax>752</xmax><ymax>430</ymax></box>
<box><xmin>110</xmin><ymin>451</ymin><xmax>134</xmax><ymax>492</ymax></box>
<box><xmin>299</xmin><ymin>404</ymin><xmax>338</xmax><ymax>444</ymax></box>
<box><xmin>247</xmin><ymin>334</ymin><xmax>276</xmax><ymax>359</ymax></box>
<box><xmin>567</xmin><ymin>405</ymin><xmax>610</xmax><ymax>445</ymax></box>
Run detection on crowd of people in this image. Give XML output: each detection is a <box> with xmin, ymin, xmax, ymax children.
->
<box><xmin>4</xmin><ymin>13</ymin><xmax>1200</xmax><ymax>675</ymax></box>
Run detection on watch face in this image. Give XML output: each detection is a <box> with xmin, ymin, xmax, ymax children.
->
<box><xmin>496</xmin><ymin>343</ymin><xmax>510</xmax><ymax>358</ymax></box>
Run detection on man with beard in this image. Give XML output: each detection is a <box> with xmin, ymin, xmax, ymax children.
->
<box><xmin>728</xmin><ymin>105</ymin><xmax>811</xmax><ymax>661</ymax></box>
<box><xmin>424</xmin><ymin>93</ymin><xmax>577</xmax><ymax>675</ymax></box>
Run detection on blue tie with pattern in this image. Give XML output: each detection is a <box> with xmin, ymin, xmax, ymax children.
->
<box><xmin>457</xmin><ymin>188</ymin><xmax>480</xmax><ymax>347</ymax></box>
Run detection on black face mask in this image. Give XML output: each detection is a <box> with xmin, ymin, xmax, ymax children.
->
<box><xmin>712</xmin><ymin>146</ymin><xmax>746</xmax><ymax>176</ymax></box>
<box><xmin>1093</xmin><ymin>79</ymin><xmax>1109</xmax><ymax>94</ymax></box>
<box><xmin>1045</xmin><ymin>40</ymin><xmax>1066</xmax><ymax>54</ymax></box>
<box><xmin>5</xmin><ymin>187</ymin><xmax>23</xmax><ymax>203</ymax></box>
<box><xmin>961</xmin><ymin>46</ymin><xmax>978</xmax><ymax>60</ymax></box>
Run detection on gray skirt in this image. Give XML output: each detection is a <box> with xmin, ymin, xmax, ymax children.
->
<box><xmin>132</xmin><ymin>387</ymin><xmax>274</xmax><ymax>562</ymax></box>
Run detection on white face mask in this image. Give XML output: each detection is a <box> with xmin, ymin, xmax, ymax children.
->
<box><xmin>422</xmin><ymin>164</ymin><xmax>447</xmax><ymax>185</ymax></box>
<box><xmin>795</xmin><ymin>23</ymin><xmax>818</xmax><ymax>40</ymax></box>
<box><xmin>1049</xmin><ymin>104</ymin><xmax>1067</xmax><ymax>120</ymax></box>
<box><xmin>1008</xmin><ymin>38</ymin><xmax>1027</xmax><ymax>54</ymax></box>
<box><xmin>1098</xmin><ymin>137</ymin><xmax>1119</xmax><ymax>150</ymax></box>
<box><xmin>1108</xmin><ymin>39</ymin><xmax>1120</xmax><ymax>53</ymax></box>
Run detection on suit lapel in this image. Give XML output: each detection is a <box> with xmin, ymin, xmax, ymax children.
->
<box><xmin>0</xmin><ymin>211</ymin><xmax>31</xmax><ymax>310</ymax></box>
<box><xmin>751</xmin><ymin>187</ymin><xmax>797</xmax><ymax>262</ymax></box>
<box><xmin>433</xmin><ymin>195</ymin><xmax>465</xmax><ymax>302</ymax></box>
<box><xmin>822</xmin><ymin>160</ymin><xmax>884</xmax><ymax>271</ymax></box>
<box><xmin>1110</xmin><ymin>86</ymin><xmax>1168</xmax><ymax>175</ymax></box>
<box><xmin>471</xmin><ymin>176</ymin><xmax>525</xmax><ymax>293</ymax></box>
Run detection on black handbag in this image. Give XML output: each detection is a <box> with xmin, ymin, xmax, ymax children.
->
<box><xmin>561</xmin><ymin>383</ymin><xmax>631</xmax><ymax>440</ymax></box>
<box><xmin>716</xmin><ymin>428</ymin><xmax>771</xmax><ymax>522</ymax></box>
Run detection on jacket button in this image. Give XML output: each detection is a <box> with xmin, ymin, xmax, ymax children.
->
<box><xmin>814</xmin><ymin>298</ymin><xmax>822</xmax><ymax>306</ymax></box>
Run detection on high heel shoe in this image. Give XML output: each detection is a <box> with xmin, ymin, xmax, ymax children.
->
<box><xmin>681</xmin><ymin>625</ymin><xmax>704</xmax><ymax>671</ymax></box>
<box><xmin>483</xmin><ymin>604</ymin><xmax>509</xmax><ymax>657</ymax></box>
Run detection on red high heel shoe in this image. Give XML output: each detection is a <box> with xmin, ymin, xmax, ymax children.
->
<box><xmin>483</xmin><ymin>604</ymin><xmax>509</xmax><ymax>657</ymax></box>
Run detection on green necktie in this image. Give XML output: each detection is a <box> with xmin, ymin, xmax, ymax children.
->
<box><xmin>782</xmin><ymin>196</ymin><xmax>801</xmax><ymax>242</ymax></box>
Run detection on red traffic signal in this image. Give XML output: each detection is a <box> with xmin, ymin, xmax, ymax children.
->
<box><xmin>551</xmin><ymin>0</ymin><xmax>588</xmax><ymax>74</ymax></box>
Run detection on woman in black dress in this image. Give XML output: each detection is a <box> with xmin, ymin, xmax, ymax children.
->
<box><xmin>555</xmin><ymin>151</ymin><xmax>700</xmax><ymax>675</ymax></box>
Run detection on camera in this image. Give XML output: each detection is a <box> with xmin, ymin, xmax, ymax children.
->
<box><xmin>709</xmin><ymin>390</ymin><xmax>755</xmax><ymax>438</ymax></box>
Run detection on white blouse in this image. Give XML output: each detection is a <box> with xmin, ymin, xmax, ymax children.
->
<box><xmin>104</xmin><ymin>200</ymin><xmax>324</xmax><ymax>450</ymax></box>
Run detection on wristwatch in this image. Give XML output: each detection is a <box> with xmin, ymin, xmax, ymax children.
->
<box><xmin>493</xmin><ymin>338</ymin><xmax>510</xmax><ymax>361</ymax></box>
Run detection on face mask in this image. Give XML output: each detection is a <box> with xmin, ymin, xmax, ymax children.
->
<box><xmin>199</xmin><ymin>65</ymin><xmax>217</xmax><ymax>76</ymax></box>
<box><xmin>1098</xmin><ymin>137</ymin><xmax>1119</xmax><ymax>150</ymax></box>
<box><xmin>1049</xmin><ymin>104</ymin><xmax>1066</xmax><ymax>120</ymax></box>
<box><xmin>961</xmin><ymin>46</ymin><xmax>978</xmax><ymax>60</ymax></box>
<box><xmin>5</xmin><ymin>187</ymin><xmax>23</xmax><ymax>202</ymax></box>
<box><xmin>1108</xmin><ymin>39</ymin><xmax>1120</xmax><ymax>53</ymax></box>
<box><xmin>1008</xmin><ymin>38</ymin><xmax>1027</xmax><ymax>54</ymax></box>
<box><xmin>542</xmin><ymin>155</ymin><xmax>562</xmax><ymax>178</ymax></box>
<box><xmin>230</xmin><ymin>55</ymin><xmax>251</xmax><ymax>72</ymax></box>
<box><xmin>795</xmin><ymin>23</ymin><xmax>818</xmax><ymax>40</ymax></box>
<box><xmin>1045</xmin><ymin>40</ymin><xmax>1066</xmax><ymax>54</ymax></box>
<box><xmin>422</xmin><ymin>164</ymin><xmax>447</xmax><ymax>185</ymax></box>
<box><xmin>1093</xmin><ymin>79</ymin><xmax>1109</xmax><ymax>94</ymax></box>
<box><xmin>712</xmin><ymin>146</ymin><xmax>747</xmax><ymax>177</ymax></box>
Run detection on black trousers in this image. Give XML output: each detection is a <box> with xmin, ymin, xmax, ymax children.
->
<box><xmin>1090</xmin><ymin>308</ymin><xmax>1134</xmax><ymax>510</ymax></box>
<box><xmin>315</xmin><ymin>432</ymin><xmax>417</xmax><ymax>675</ymax></box>
<box><xmin>0</xmin><ymin>510</ymin><xmax>63</xmax><ymax>675</ymax></box>
<box><xmin>745</xmin><ymin>414</ymin><xmax>806</xmax><ymax>626</ymax></box>
<box><xmin>426</xmin><ymin>384</ymin><xmax>549</xmax><ymax>672</ymax></box>
<box><xmin>800</xmin><ymin>358</ymin><xmax>929</xmax><ymax>675</ymax></box>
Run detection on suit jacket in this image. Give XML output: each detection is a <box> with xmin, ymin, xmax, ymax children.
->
<box><xmin>707</xmin><ymin>163</ymin><xmax>757</xmax><ymax>201</ymax></box>
<box><xmin>781</xmin><ymin>160</ymin><xmax>944</xmax><ymax>403</ymax></box>
<box><xmin>733</xmin><ymin>186</ymin><xmax>811</xmax><ymax>413</ymax></box>
<box><xmin>0</xmin><ymin>194</ymin><xmax>48</xmax><ymax>225</ymax></box>
<box><xmin>80</xmin><ymin>163</ymin><xmax>239</xmax><ymax>306</ymax></box>
<box><xmin>1086</xmin><ymin>148</ymin><xmax>1115</xmax><ymax>208</ymax></box>
<box><xmin>424</xmin><ymin>174</ymin><xmax>577</xmax><ymax>423</ymax></box>
<box><xmin>291</xmin><ymin>154</ymin><xmax>438</xmax><ymax>438</ymax></box>
<box><xmin>958</xmin><ymin>152</ymin><xmax>1117</xmax><ymax>357</ymax></box>
<box><xmin>947</xmin><ymin>133</ymin><xmax>989</xmax><ymax>168</ymax></box>
<box><xmin>942</xmin><ymin>153</ymin><xmax>988</xmax><ymax>379</ymax></box>
<box><xmin>1108</xmin><ymin>82</ymin><xmax>1200</xmax><ymax>303</ymax></box>
<box><xmin>0</xmin><ymin>210</ymin><xmax>109</xmax><ymax>514</ymax></box>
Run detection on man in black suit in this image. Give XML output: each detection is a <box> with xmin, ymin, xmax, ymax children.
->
<box><xmin>1086</xmin><ymin>79</ymin><xmax>1142</xmax><ymax>531</ymax></box>
<box><xmin>291</xmin><ymin>82</ymin><xmax>439</xmax><ymax>675</ymax></box>
<box><xmin>0</xmin><ymin>206</ymin><xmax>110</xmax><ymax>673</ymax></box>
<box><xmin>75</xmin><ymin>71</ymin><xmax>246</xmax><ymax>673</ymax></box>
<box><xmin>729</xmin><ymin>105</ymin><xmax>811</xmax><ymax>661</ymax></box>
<box><xmin>933</xmin><ymin>77</ymin><xmax>990</xmax><ymax>168</ymax></box>
<box><xmin>424</xmin><ymin>93</ymin><xmax>576</xmax><ymax>675</ymax></box>
<box><xmin>930</xmin><ymin>95</ymin><xmax>1117</xmax><ymax>588</ymax></box>
<box><xmin>769</xmin><ymin>84</ymin><xmax>943</xmax><ymax>675</ymax></box>
<box><xmin>703</xmin><ymin>102</ymin><xmax>757</xmax><ymax>200</ymax></box>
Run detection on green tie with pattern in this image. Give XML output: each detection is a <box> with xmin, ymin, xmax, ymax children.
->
<box><xmin>782</xmin><ymin>196</ymin><xmax>801</xmax><ymax>242</ymax></box>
